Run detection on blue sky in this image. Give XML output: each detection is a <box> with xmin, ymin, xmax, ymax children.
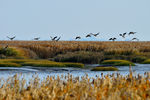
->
<box><xmin>0</xmin><ymin>0</ymin><xmax>150</xmax><ymax>41</ymax></box>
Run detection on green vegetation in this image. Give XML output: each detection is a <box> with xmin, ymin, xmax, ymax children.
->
<box><xmin>0</xmin><ymin>47</ymin><xmax>18</xmax><ymax>57</ymax></box>
<box><xmin>0</xmin><ymin>59</ymin><xmax>84</xmax><ymax>68</ymax></box>
<box><xmin>131</xmin><ymin>56</ymin><xmax>147</xmax><ymax>63</ymax></box>
<box><xmin>101</xmin><ymin>60</ymin><xmax>135</xmax><ymax>66</ymax></box>
<box><xmin>63</xmin><ymin>63</ymin><xmax>84</xmax><ymax>68</ymax></box>
<box><xmin>0</xmin><ymin>62</ymin><xmax>21</xmax><ymax>67</ymax></box>
<box><xmin>91</xmin><ymin>67</ymin><xmax>118</xmax><ymax>71</ymax></box>
<box><xmin>53</xmin><ymin>51</ymin><xmax>103</xmax><ymax>64</ymax></box>
<box><xmin>141</xmin><ymin>59</ymin><xmax>150</xmax><ymax>64</ymax></box>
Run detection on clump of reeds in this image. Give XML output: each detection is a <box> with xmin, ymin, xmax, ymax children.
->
<box><xmin>91</xmin><ymin>66</ymin><xmax>118</xmax><ymax>71</ymax></box>
<box><xmin>53</xmin><ymin>51</ymin><xmax>104</xmax><ymax>64</ymax></box>
<box><xmin>101</xmin><ymin>60</ymin><xmax>135</xmax><ymax>66</ymax></box>
<box><xmin>0</xmin><ymin>71</ymin><xmax>149</xmax><ymax>100</ymax></box>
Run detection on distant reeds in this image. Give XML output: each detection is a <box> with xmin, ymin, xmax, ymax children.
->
<box><xmin>1</xmin><ymin>41</ymin><xmax>150</xmax><ymax>63</ymax></box>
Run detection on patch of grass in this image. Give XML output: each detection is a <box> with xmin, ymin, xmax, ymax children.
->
<box><xmin>63</xmin><ymin>63</ymin><xmax>84</xmax><ymax>68</ymax></box>
<box><xmin>91</xmin><ymin>67</ymin><xmax>118</xmax><ymax>71</ymax></box>
<box><xmin>0</xmin><ymin>59</ymin><xmax>36</xmax><ymax>64</ymax></box>
<box><xmin>0</xmin><ymin>59</ymin><xmax>84</xmax><ymax>68</ymax></box>
<box><xmin>22</xmin><ymin>62</ymin><xmax>65</xmax><ymax>67</ymax></box>
<box><xmin>0</xmin><ymin>62</ymin><xmax>21</xmax><ymax>67</ymax></box>
<box><xmin>141</xmin><ymin>59</ymin><xmax>150</xmax><ymax>64</ymax></box>
<box><xmin>101</xmin><ymin>60</ymin><xmax>135</xmax><ymax>66</ymax></box>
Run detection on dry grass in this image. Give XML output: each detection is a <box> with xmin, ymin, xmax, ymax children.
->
<box><xmin>1</xmin><ymin>41</ymin><xmax>150</xmax><ymax>62</ymax></box>
<box><xmin>0</xmin><ymin>71</ymin><xmax>149</xmax><ymax>100</ymax></box>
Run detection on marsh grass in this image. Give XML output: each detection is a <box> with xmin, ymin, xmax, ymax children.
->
<box><xmin>101</xmin><ymin>60</ymin><xmax>135</xmax><ymax>66</ymax></box>
<box><xmin>63</xmin><ymin>62</ymin><xmax>84</xmax><ymax>68</ymax></box>
<box><xmin>0</xmin><ymin>59</ymin><xmax>84</xmax><ymax>68</ymax></box>
<box><xmin>91</xmin><ymin>67</ymin><xmax>118</xmax><ymax>71</ymax></box>
<box><xmin>0</xmin><ymin>72</ymin><xmax>149</xmax><ymax>100</ymax></box>
<box><xmin>1</xmin><ymin>41</ymin><xmax>150</xmax><ymax>63</ymax></box>
<box><xmin>0</xmin><ymin>62</ymin><xmax>21</xmax><ymax>67</ymax></box>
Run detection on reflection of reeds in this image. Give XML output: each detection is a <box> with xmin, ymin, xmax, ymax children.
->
<box><xmin>0</xmin><ymin>72</ymin><xmax>149</xmax><ymax>100</ymax></box>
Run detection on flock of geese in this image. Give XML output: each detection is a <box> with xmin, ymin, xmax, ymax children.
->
<box><xmin>6</xmin><ymin>32</ymin><xmax>138</xmax><ymax>41</ymax></box>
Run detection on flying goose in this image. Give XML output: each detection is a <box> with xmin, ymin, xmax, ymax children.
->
<box><xmin>92</xmin><ymin>32</ymin><xmax>100</xmax><ymax>37</ymax></box>
<box><xmin>56</xmin><ymin>37</ymin><xmax>61</xmax><ymax>41</ymax></box>
<box><xmin>132</xmin><ymin>38</ymin><xmax>139</xmax><ymax>41</ymax></box>
<box><xmin>75</xmin><ymin>36</ymin><xmax>81</xmax><ymax>40</ymax></box>
<box><xmin>7</xmin><ymin>36</ymin><xmax>16</xmax><ymax>40</ymax></box>
<box><xmin>34</xmin><ymin>37</ymin><xmax>40</xmax><ymax>40</ymax></box>
<box><xmin>119</xmin><ymin>33</ymin><xmax>126</xmax><ymax>38</ymax></box>
<box><xmin>129</xmin><ymin>32</ymin><xmax>136</xmax><ymax>35</ymax></box>
<box><xmin>86</xmin><ymin>33</ymin><xmax>92</xmax><ymax>38</ymax></box>
<box><xmin>109</xmin><ymin>37</ymin><xmax>117</xmax><ymax>41</ymax></box>
<box><xmin>50</xmin><ymin>36</ymin><xmax>58</xmax><ymax>41</ymax></box>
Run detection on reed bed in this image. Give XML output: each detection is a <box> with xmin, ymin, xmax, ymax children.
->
<box><xmin>1</xmin><ymin>41</ymin><xmax>150</xmax><ymax>63</ymax></box>
<box><xmin>0</xmin><ymin>71</ymin><xmax>149</xmax><ymax>100</ymax></box>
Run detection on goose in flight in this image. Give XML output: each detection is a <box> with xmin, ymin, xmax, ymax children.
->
<box><xmin>86</xmin><ymin>33</ymin><xmax>93</xmax><ymax>38</ymax></box>
<box><xmin>56</xmin><ymin>37</ymin><xmax>61</xmax><ymax>41</ymax></box>
<box><xmin>109</xmin><ymin>37</ymin><xmax>117</xmax><ymax>41</ymax></box>
<box><xmin>75</xmin><ymin>36</ymin><xmax>81</xmax><ymax>40</ymax></box>
<box><xmin>132</xmin><ymin>38</ymin><xmax>139</xmax><ymax>41</ymax></box>
<box><xmin>91</xmin><ymin>32</ymin><xmax>100</xmax><ymax>37</ymax></box>
<box><xmin>50</xmin><ymin>36</ymin><xmax>58</xmax><ymax>41</ymax></box>
<box><xmin>129</xmin><ymin>32</ymin><xmax>136</xmax><ymax>35</ymax></box>
<box><xmin>119</xmin><ymin>33</ymin><xmax>126</xmax><ymax>38</ymax></box>
<box><xmin>7</xmin><ymin>36</ymin><xmax>16</xmax><ymax>40</ymax></box>
<box><xmin>34</xmin><ymin>37</ymin><xmax>40</xmax><ymax>40</ymax></box>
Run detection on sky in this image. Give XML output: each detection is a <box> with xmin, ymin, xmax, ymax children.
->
<box><xmin>0</xmin><ymin>0</ymin><xmax>150</xmax><ymax>41</ymax></box>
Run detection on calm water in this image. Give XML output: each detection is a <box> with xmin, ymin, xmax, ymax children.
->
<box><xmin>0</xmin><ymin>64</ymin><xmax>150</xmax><ymax>80</ymax></box>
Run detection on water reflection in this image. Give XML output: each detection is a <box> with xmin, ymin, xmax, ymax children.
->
<box><xmin>0</xmin><ymin>64</ymin><xmax>149</xmax><ymax>80</ymax></box>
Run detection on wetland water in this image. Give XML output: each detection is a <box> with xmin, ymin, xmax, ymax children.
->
<box><xmin>0</xmin><ymin>64</ymin><xmax>150</xmax><ymax>80</ymax></box>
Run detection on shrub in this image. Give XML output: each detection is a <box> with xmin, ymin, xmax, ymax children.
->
<box><xmin>131</xmin><ymin>56</ymin><xmax>147</xmax><ymax>63</ymax></box>
<box><xmin>53</xmin><ymin>51</ymin><xmax>104</xmax><ymax>64</ymax></box>
<box><xmin>101</xmin><ymin>60</ymin><xmax>135</xmax><ymax>66</ymax></box>
<box><xmin>0</xmin><ymin>48</ymin><xmax>18</xmax><ymax>56</ymax></box>
<box><xmin>91</xmin><ymin>67</ymin><xmax>118</xmax><ymax>71</ymax></box>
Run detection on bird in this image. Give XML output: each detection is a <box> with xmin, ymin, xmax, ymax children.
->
<box><xmin>119</xmin><ymin>33</ymin><xmax>126</xmax><ymax>38</ymax></box>
<box><xmin>129</xmin><ymin>32</ymin><xmax>136</xmax><ymax>35</ymax></box>
<box><xmin>34</xmin><ymin>37</ymin><xmax>40</xmax><ymax>40</ymax></box>
<box><xmin>132</xmin><ymin>38</ymin><xmax>139</xmax><ymax>41</ymax></box>
<box><xmin>75</xmin><ymin>36</ymin><xmax>81</xmax><ymax>40</ymax></box>
<box><xmin>85</xmin><ymin>33</ymin><xmax>92</xmax><ymax>38</ymax></box>
<box><xmin>7</xmin><ymin>36</ymin><xmax>16</xmax><ymax>40</ymax></box>
<box><xmin>56</xmin><ymin>37</ymin><xmax>61</xmax><ymax>41</ymax></box>
<box><xmin>109</xmin><ymin>38</ymin><xmax>117</xmax><ymax>41</ymax></box>
<box><xmin>50</xmin><ymin>36</ymin><xmax>58</xmax><ymax>41</ymax></box>
<box><xmin>92</xmin><ymin>32</ymin><xmax>100</xmax><ymax>37</ymax></box>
